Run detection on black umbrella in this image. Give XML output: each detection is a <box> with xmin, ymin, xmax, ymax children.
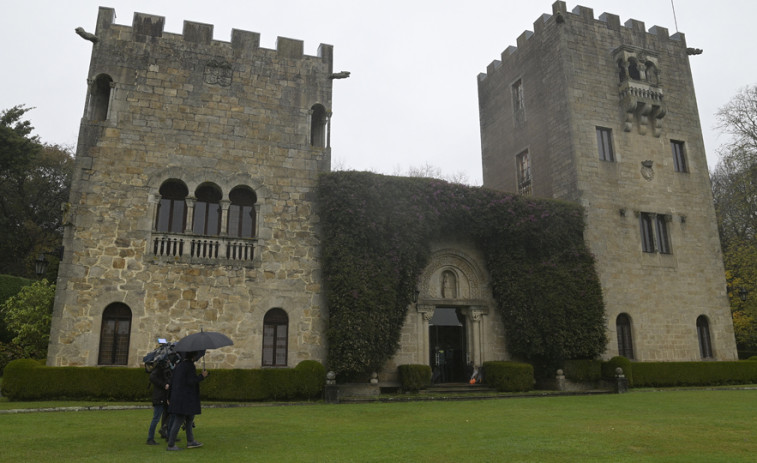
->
<box><xmin>174</xmin><ymin>329</ymin><xmax>233</xmax><ymax>369</ymax></box>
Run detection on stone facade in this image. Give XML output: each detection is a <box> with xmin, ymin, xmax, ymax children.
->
<box><xmin>48</xmin><ymin>3</ymin><xmax>738</xmax><ymax>378</ymax></box>
<box><xmin>47</xmin><ymin>8</ymin><xmax>333</xmax><ymax>368</ymax></box>
<box><xmin>478</xmin><ymin>1</ymin><xmax>737</xmax><ymax>361</ymax></box>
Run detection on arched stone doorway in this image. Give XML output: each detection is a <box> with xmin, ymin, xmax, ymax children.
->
<box><xmin>416</xmin><ymin>247</ymin><xmax>492</xmax><ymax>383</ymax></box>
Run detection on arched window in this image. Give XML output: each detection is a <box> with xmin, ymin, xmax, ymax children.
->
<box><xmin>192</xmin><ymin>183</ymin><xmax>222</xmax><ymax>236</ymax></box>
<box><xmin>696</xmin><ymin>315</ymin><xmax>713</xmax><ymax>359</ymax></box>
<box><xmin>155</xmin><ymin>180</ymin><xmax>188</xmax><ymax>233</ymax></box>
<box><xmin>616</xmin><ymin>313</ymin><xmax>634</xmax><ymax>360</ymax></box>
<box><xmin>98</xmin><ymin>303</ymin><xmax>131</xmax><ymax>365</ymax></box>
<box><xmin>227</xmin><ymin>186</ymin><xmax>257</xmax><ymax>238</ymax></box>
<box><xmin>628</xmin><ymin>59</ymin><xmax>641</xmax><ymax>81</ymax></box>
<box><xmin>310</xmin><ymin>104</ymin><xmax>328</xmax><ymax>148</ymax></box>
<box><xmin>262</xmin><ymin>308</ymin><xmax>288</xmax><ymax>367</ymax></box>
<box><xmin>90</xmin><ymin>74</ymin><xmax>113</xmax><ymax>121</ymax></box>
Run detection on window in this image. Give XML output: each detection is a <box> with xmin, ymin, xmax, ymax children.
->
<box><xmin>228</xmin><ymin>187</ymin><xmax>257</xmax><ymax>238</ymax></box>
<box><xmin>90</xmin><ymin>74</ymin><xmax>113</xmax><ymax>121</ymax></box>
<box><xmin>311</xmin><ymin>104</ymin><xmax>328</xmax><ymax>148</ymax></box>
<box><xmin>616</xmin><ymin>313</ymin><xmax>634</xmax><ymax>359</ymax></box>
<box><xmin>262</xmin><ymin>308</ymin><xmax>288</xmax><ymax>367</ymax></box>
<box><xmin>512</xmin><ymin>79</ymin><xmax>525</xmax><ymax>124</ymax></box>
<box><xmin>516</xmin><ymin>150</ymin><xmax>532</xmax><ymax>196</ymax></box>
<box><xmin>192</xmin><ymin>184</ymin><xmax>222</xmax><ymax>236</ymax></box>
<box><xmin>628</xmin><ymin>58</ymin><xmax>641</xmax><ymax>80</ymax></box>
<box><xmin>655</xmin><ymin>215</ymin><xmax>671</xmax><ymax>254</ymax></box>
<box><xmin>640</xmin><ymin>213</ymin><xmax>655</xmax><ymax>253</ymax></box>
<box><xmin>98</xmin><ymin>303</ymin><xmax>131</xmax><ymax>365</ymax></box>
<box><xmin>696</xmin><ymin>315</ymin><xmax>713</xmax><ymax>359</ymax></box>
<box><xmin>671</xmin><ymin>140</ymin><xmax>687</xmax><ymax>173</ymax></box>
<box><xmin>596</xmin><ymin>127</ymin><xmax>615</xmax><ymax>161</ymax></box>
<box><xmin>155</xmin><ymin>180</ymin><xmax>188</xmax><ymax>233</ymax></box>
<box><xmin>640</xmin><ymin>212</ymin><xmax>671</xmax><ymax>254</ymax></box>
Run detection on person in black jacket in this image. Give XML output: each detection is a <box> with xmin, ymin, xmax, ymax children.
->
<box><xmin>146</xmin><ymin>363</ymin><xmax>171</xmax><ymax>445</ymax></box>
<box><xmin>166</xmin><ymin>351</ymin><xmax>208</xmax><ymax>451</ymax></box>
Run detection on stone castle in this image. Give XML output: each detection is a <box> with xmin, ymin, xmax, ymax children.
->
<box><xmin>47</xmin><ymin>2</ymin><xmax>736</xmax><ymax>381</ymax></box>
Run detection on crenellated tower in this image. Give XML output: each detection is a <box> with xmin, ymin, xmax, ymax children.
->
<box><xmin>48</xmin><ymin>8</ymin><xmax>334</xmax><ymax>368</ymax></box>
<box><xmin>478</xmin><ymin>1</ymin><xmax>737</xmax><ymax>361</ymax></box>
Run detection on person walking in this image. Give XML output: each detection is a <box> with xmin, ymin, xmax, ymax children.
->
<box><xmin>166</xmin><ymin>351</ymin><xmax>208</xmax><ymax>451</ymax></box>
<box><xmin>146</xmin><ymin>362</ymin><xmax>171</xmax><ymax>445</ymax></box>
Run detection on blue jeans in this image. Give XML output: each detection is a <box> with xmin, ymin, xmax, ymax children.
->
<box><xmin>148</xmin><ymin>404</ymin><xmax>165</xmax><ymax>440</ymax></box>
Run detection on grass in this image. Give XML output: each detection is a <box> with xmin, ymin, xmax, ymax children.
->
<box><xmin>0</xmin><ymin>390</ymin><xmax>755</xmax><ymax>462</ymax></box>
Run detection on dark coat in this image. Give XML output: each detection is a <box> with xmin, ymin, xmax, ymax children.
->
<box><xmin>149</xmin><ymin>366</ymin><xmax>171</xmax><ymax>406</ymax></box>
<box><xmin>168</xmin><ymin>359</ymin><xmax>205</xmax><ymax>416</ymax></box>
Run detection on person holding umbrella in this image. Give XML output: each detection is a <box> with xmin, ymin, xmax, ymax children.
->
<box><xmin>166</xmin><ymin>350</ymin><xmax>208</xmax><ymax>451</ymax></box>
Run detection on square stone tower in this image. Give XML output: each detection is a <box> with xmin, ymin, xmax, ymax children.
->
<box><xmin>478</xmin><ymin>1</ymin><xmax>737</xmax><ymax>361</ymax></box>
<box><xmin>48</xmin><ymin>8</ymin><xmax>334</xmax><ymax>368</ymax></box>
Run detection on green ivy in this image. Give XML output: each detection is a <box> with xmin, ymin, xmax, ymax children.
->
<box><xmin>317</xmin><ymin>172</ymin><xmax>606</xmax><ymax>379</ymax></box>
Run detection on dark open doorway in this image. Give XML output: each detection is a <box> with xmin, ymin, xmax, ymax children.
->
<box><xmin>429</xmin><ymin>307</ymin><xmax>467</xmax><ymax>383</ymax></box>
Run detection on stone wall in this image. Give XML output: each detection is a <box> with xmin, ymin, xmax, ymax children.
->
<box><xmin>478</xmin><ymin>1</ymin><xmax>737</xmax><ymax>361</ymax></box>
<box><xmin>47</xmin><ymin>8</ymin><xmax>333</xmax><ymax>368</ymax></box>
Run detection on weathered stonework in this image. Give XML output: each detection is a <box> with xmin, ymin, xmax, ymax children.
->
<box><xmin>478</xmin><ymin>1</ymin><xmax>737</xmax><ymax>361</ymax></box>
<box><xmin>48</xmin><ymin>3</ymin><xmax>737</xmax><ymax>379</ymax></box>
<box><xmin>47</xmin><ymin>8</ymin><xmax>333</xmax><ymax>368</ymax></box>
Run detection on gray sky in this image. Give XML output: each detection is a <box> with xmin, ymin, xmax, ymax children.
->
<box><xmin>2</xmin><ymin>1</ymin><xmax>754</xmax><ymax>185</ymax></box>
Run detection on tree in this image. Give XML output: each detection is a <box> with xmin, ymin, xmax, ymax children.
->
<box><xmin>0</xmin><ymin>106</ymin><xmax>73</xmax><ymax>278</ymax></box>
<box><xmin>0</xmin><ymin>279</ymin><xmax>55</xmax><ymax>358</ymax></box>
<box><xmin>712</xmin><ymin>84</ymin><xmax>757</xmax><ymax>356</ymax></box>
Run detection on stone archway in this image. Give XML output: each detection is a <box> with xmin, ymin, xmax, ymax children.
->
<box><xmin>416</xmin><ymin>247</ymin><xmax>491</xmax><ymax>378</ymax></box>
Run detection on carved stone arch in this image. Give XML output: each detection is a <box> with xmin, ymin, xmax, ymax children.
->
<box><xmin>417</xmin><ymin>248</ymin><xmax>487</xmax><ymax>302</ymax></box>
<box><xmin>147</xmin><ymin>168</ymin><xmax>269</xmax><ymax>206</ymax></box>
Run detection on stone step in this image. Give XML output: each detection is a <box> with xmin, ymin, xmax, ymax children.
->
<box><xmin>422</xmin><ymin>382</ymin><xmax>496</xmax><ymax>394</ymax></box>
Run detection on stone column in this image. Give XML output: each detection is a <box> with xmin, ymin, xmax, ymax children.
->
<box><xmin>417</xmin><ymin>304</ymin><xmax>434</xmax><ymax>365</ymax></box>
<box><xmin>469</xmin><ymin>307</ymin><xmax>484</xmax><ymax>367</ymax></box>
<box><xmin>220</xmin><ymin>199</ymin><xmax>230</xmax><ymax>236</ymax></box>
<box><xmin>185</xmin><ymin>197</ymin><xmax>196</xmax><ymax>233</ymax></box>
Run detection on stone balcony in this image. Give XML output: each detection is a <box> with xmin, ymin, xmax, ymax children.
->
<box><xmin>150</xmin><ymin>232</ymin><xmax>256</xmax><ymax>266</ymax></box>
<box><xmin>619</xmin><ymin>80</ymin><xmax>666</xmax><ymax>136</ymax></box>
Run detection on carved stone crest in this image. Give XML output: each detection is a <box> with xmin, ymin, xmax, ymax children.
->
<box><xmin>204</xmin><ymin>60</ymin><xmax>232</xmax><ymax>87</ymax></box>
<box><xmin>641</xmin><ymin>160</ymin><xmax>654</xmax><ymax>181</ymax></box>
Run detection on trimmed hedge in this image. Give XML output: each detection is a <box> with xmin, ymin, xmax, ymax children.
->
<box><xmin>482</xmin><ymin>361</ymin><xmax>534</xmax><ymax>392</ymax></box>
<box><xmin>631</xmin><ymin>361</ymin><xmax>757</xmax><ymax>387</ymax></box>
<box><xmin>562</xmin><ymin>359</ymin><xmax>602</xmax><ymax>383</ymax></box>
<box><xmin>398</xmin><ymin>364</ymin><xmax>432</xmax><ymax>392</ymax></box>
<box><xmin>295</xmin><ymin>360</ymin><xmax>327</xmax><ymax>400</ymax></box>
<box><xmin>1</xmin><ymin>359</ymin><xmax>325</xmax><ymax>402</ymax></box>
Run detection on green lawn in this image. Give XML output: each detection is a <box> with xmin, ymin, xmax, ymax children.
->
<box><xmin>0</xmin><ymin>390</ymin><xmax>755</xmax><ymax>462</ymax></box>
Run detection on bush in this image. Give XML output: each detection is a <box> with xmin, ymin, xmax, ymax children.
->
<box><xmin>1</xmin><ymin>359</ymin><xmax>328</xmax><ymax>402</ymax></box>
<box><xmin>631</xmin><ymin>361</ymin><xmax>757</xmax><ymax>387</ymax></box>
<box><xmin>201</xmin><ymin>369</ymin><xmax>268</xmax><ymax>401</ymax></box>
<box><xmin>295</xmin><ymin>360</ymin><xmax>326</xmax><ymax>400</ymax></box>
<box><xmin>1</xmin><ymin>279</ymin><xmax>55</xmax><ymax>358</ymax></box>
<box><xmin>602</xmin><ymin>356</ymin><xmax>633</xmax><ymax>387</ymax></box>
<box><xmin>482</xmin><ymin>361</ymin><xmax>533</xmax><ymax>392</ymax></box>
<box><xmin>0</xmin><ymin>341</ymin><xmax>25</xmax><ymax>376</ymax></box>
<box><xmin>397</xmin><ymin>364</ymin><xmax>432</xmax><ymax>392</ymax></box>
<box><xmin>0</xmin><ymin>274</ymin><xmax>33</xmax><ymax>344</ymax></box>
<box><xmin>562</xmin><ymin>359</ymin><xmax>602</xmax><ymax>383</ymax></box>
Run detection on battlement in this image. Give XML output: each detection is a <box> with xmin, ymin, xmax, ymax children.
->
<box><xmin>478</xmin><ymin>1</ymin><xmax>685</xmax><ymax>82</ymax></box>
<box><xmin>94</xmin><ymin>7</ymin><xmax>333</xmax><ymax>63</ymax></box>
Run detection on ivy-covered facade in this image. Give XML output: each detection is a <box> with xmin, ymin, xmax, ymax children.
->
<box><xmin>318</xmin><ymin>172</ymin><xmax>606</xmax><ymax>381</ymax></box>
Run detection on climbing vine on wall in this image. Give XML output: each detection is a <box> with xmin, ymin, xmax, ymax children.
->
<box><xmin>317</xmin><ymin>171</ymin><xmax>606</xmax><ymax>379</ymax></box>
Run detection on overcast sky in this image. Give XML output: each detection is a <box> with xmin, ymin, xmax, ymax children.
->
<box><xmin>2</xmin><ymin>1</ymin><xmax>755</xmax><ymax>185</ymax></box>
